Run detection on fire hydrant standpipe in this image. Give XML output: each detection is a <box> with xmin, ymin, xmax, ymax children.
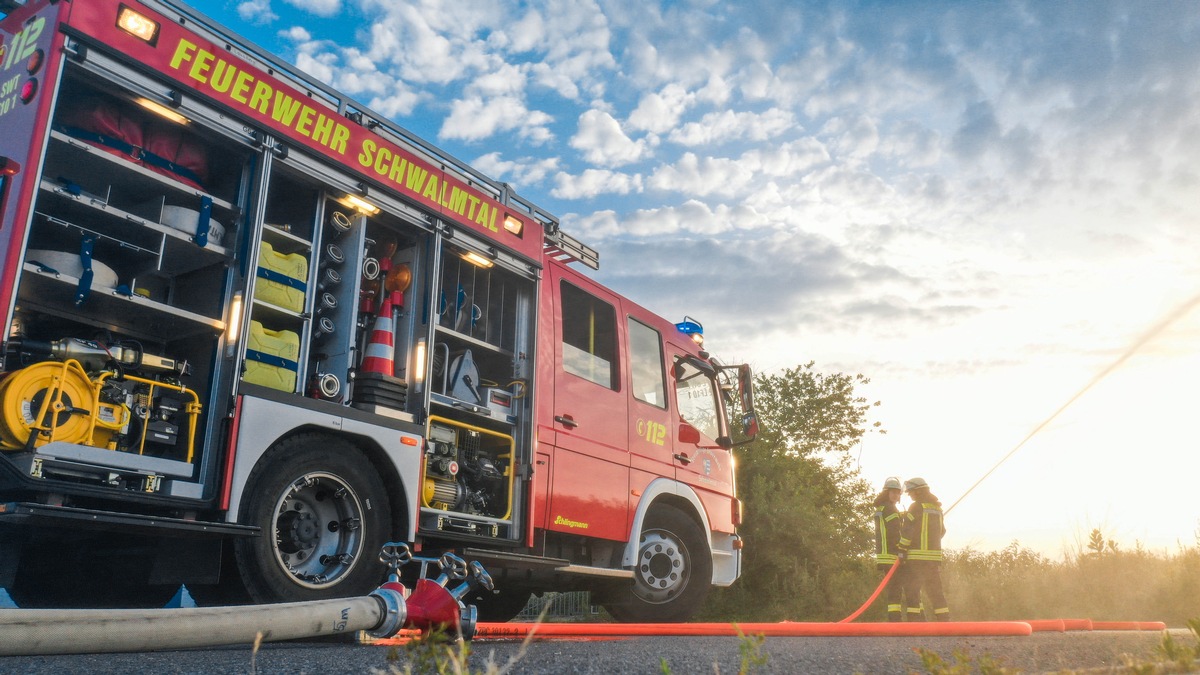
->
<box><xmin>0</xmin><ymin>588</ymin><xmax>405</xmax><ymax>657</ymax></box>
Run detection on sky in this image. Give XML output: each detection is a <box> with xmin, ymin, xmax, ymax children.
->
<box><xmin>200</xmin><ymin>0</ymin><xmax>1200</xmax><ymax>558</ymax></box>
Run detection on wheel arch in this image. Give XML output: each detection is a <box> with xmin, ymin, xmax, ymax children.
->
<box><xmin>225</xmin><ymin>397</ymin><xmax>420</xmax><ymax>543</ymax></box>
<box><xmin>623</xmin><ymin>478</ymin><xmax>714</xmax><ymax>577</ymax></box>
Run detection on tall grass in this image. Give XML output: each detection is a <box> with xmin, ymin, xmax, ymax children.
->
<box><xmin>943</xmin><ymin>530</ymin><xmax>1200</xmax><ymax>626</ymax></box>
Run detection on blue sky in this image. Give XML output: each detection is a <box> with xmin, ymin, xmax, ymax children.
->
<box><xmin>200</xmin><ymin>0</ymin><xmax>1200</xmax><ymax>557</ymax></box>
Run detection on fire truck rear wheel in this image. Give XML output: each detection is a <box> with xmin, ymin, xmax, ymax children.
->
<box><xmin>234</xmin><ymin>435</ymin><xmax>393</xmax><ymax>604</ymax></box>
<box><xmin>604</xmin><ymin>505</ymin><xmax>711</xmax><ymax>623</ymax></box>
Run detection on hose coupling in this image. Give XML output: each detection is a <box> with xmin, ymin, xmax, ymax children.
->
<box><xmin>367</xmin><ymin>584</ymin><xmax>408</xmax><ymax>638</ymax></box>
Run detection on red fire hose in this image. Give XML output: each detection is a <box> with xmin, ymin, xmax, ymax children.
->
<box><xmin>838</xmin><ymin>559</ymin><xmax>899</xmax><ymax>623</ymax></box>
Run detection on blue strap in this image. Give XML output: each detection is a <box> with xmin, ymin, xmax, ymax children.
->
<box><xmin>55</xmin><ymin>177</ymin><xmax>83</xmax><ymax>196</ymax></box>
<box><xmin>257</xmin><ymin>265</ymin><xmax>307</xmax><ymax>291</ymax></box>
<box><xmin>245</xmin><ymin>349</ymin><xmax>298</xmax><ymax>371</ymax></box>
<box><xmin>74</xmin><ymin>237</ymin><xmax>96</xmax><ymax>306</ymax></box>
<box><xmin>194</xmin><ymin>195</ymin><xmax>212</xmax><ymax>247</ymax></box>
<box><xmin>54</xmin><ymin>124</ymin><xmax>206</xmax><ymax>188</ymax></box>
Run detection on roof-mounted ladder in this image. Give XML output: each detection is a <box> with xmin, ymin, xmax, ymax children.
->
<box><xmin>544</xmin><ymin>228</ymin><xmax>600</xmax><ymax>270</ymax></box>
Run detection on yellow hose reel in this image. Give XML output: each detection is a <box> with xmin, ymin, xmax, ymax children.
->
<box><xmin>0</xmin><ymin>360</ymin><xmax>128</xmax><ymax>451</ymax></box>
<box><xmin>0</xmin><ymin>360</ymin><xmax>96</xmax><ymax>448</ymax></box>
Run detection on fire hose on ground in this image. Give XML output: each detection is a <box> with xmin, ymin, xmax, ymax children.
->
<box><xmin>0</xmin><ymin>543</ymin><xmax>489</xmax><ymax>656</ymax></box>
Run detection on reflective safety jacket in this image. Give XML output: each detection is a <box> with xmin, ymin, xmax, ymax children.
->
<box><xmin>898</xmin><ymin>500</ymin><xmax>946</xmax><ymax>562</ymax></box>
<box><xmin>873</xmin><ymin>499</ymin><xmax>902</xmax><ymax>565</ymax></box>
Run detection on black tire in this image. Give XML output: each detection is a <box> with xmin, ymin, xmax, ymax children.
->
<box><xmin>466</xmin><ymin>586</ymin><xmax>533</xmax><ymax>623</ymax></box>
<box><xmin>234</xmin><ymin>434</ymin><xmax>393</xmax><ymax>603</ymax></box>
<box><xmin>604</xmin><ymin>506</ymin><xmax>712</xmax><ymax>623</ymax></box>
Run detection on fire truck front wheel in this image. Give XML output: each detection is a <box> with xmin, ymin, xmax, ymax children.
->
<box><xmin>604</xmin><ymin>505</ymin><xmax>712</xmax><ymax>623</ymax></box>
<box><xmin>234</xmin><ymin>435</ymin><xmax>393</xmax><ymax>604</ymax></box>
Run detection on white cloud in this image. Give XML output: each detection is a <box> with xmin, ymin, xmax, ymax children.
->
<box><xmin>648</xmin><ymin>152</ymin><xmax>755</xmax><ymax>198</ymax></box>
<box><xmin>284</xmin><ymin>0</ymin><xmax>340</xmax><ymax>17</ymax></box>
<box><xmin>552</xmin><ymin>169</ymin><xmax>643</xmax><ymax>200</ymax></box>
<box><xmin>570</xmin><ymin>109</ymin><xmax>648</xmax><ymax>167</ymax></box>
<box><xmin>473</xmin><ymin>152</ymin><xmax>560</xmax><ymax>186</ymax></box>
<box><xmin>627</xmin><ymin>84</ymin><xmax>693</xmax><ymax>134</ymax></box>
<box><xmin>440</xmin><ymin>95</ymin><xmax>555</xmax><ymax>143</ymax></box>
<box><xmin>238</xmin><ymin>0</ymin><xmax>277</xmax><ymax>24</ymax></box>
<box><xmin>668</xmin><ymin>108</ymin><xmax>796</xmax><ymax>146</ymax></box>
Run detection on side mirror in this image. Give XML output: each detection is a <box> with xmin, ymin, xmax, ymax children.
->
<box><xmin>742</xmin><ymin>411</ymin><xmax>760</xmax><ymax>439</ymax></box>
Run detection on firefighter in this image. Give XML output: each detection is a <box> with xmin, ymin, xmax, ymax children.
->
<box><xmin>872</xmin><ymin>476</ymin><xmax>905</xmax><ymax>621</ymax></box>
<box><xmin>896</xmin><ymin>476</ymin><xmax>950</xmax><ymax>622</ymax></box>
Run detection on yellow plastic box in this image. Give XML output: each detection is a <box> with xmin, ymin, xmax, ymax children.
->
<box><xmin>244</xmin><ymin>320</ymin><xmax>300</xmax><ymax>392</ymax></box>
<box><xmin>255</xmin><ymin>241</ymin><xmax>308</xmax><ymax>312</ymax></box>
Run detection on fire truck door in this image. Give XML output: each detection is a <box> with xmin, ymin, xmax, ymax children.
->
<box><xmin>669</xmin><ymin>343</ymin><xmax>735</xmax><ymax>529</ymax></box>
<box><xmin>546</xmin><ymin>273</ymin><xmax>629</xmax><ymax>541</ymax></box>
<box><xmin>627</xmin><ymin>315</ymin><xmax>678</xmax><ymax>497</ymax></box>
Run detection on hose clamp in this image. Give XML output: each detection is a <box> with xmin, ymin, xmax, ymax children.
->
<box><xmin>367</xmin><ymin>586</ymin><xmax>408</xmax><ymax>638</ymax></box>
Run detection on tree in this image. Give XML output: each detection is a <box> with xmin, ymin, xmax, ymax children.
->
<box><xmin>700</xmin><ymin>362</ymin><xmax>883</xmax><ymax>621</ymax></box>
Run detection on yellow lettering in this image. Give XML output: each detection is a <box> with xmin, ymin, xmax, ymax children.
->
<box><xmin>270</xmin><ymin>92</ymin><xmax>301</xmax><ymax>126</ymax></box>
<box><xmin>388</xmin><ymin>155</ymin><xmax>407</xmax><ymax>183</ymax></box>
<box><xmin>248</xmin><ymin>80</ymin><xmax>273</xmax><ymax>114</ymax></box>
<box><xmin>373</xmin><ymin>146</ymin><xmax>392</xmax><ymax>175</ymax></box>
<box><xmin>421</xmin><ymin>174</ymin><xmax>440</xmax><ymax>200</ymax></box>
<box><xmin>312</xmin><ymin>113</ymin><xmax>334</xmax><ymax>146</ymax></box>
<box><xmin>446</xmin><ymin>187</ymin><xmax>467</xmax><ymax>215</ymax></box>
<box><xmin>475</xmin><ymin>202</ymin><xmax>494</xmax><ymax>230</ymax></box>
<box><xmin>209</xmin><ymin>60</ymin><xmax>236</xmax><ymax>93</ymax></box>
<box><xmin>169</xmin><ymin>39</ymin><xmax>198</xmax><ymax>70</ymax></box>
<box><xmin>295</xmin><ymin>106</ymin><xmax>315</xmax><ymax>136</ymax></box>
<box><xmin>466</xmin><ymin>194</ymin><xmax>480</xmax><ymax>220</ymax></box>
<box><xmin>357</xmin><ymin>139</ymin><xmax>376</xmax><ymax>168</ymax></box>
<box><xmin>329</xmin><ymin>124</ymin><xmax>349</xmax><ymax>155</ymax></box>
<box><xmin>230</xmin><ymin>71</ymin><xmax>254</xmax><ymax>104</ymax></box>
<box><xmin>404</xmin><ymin>164</ymin><xmax>428</xmax><ymax>192</ymax></box>
<box><xmin>188</xmin><ymin>49</ymin><xmax>215</xmax><ymax>83</ymax></box>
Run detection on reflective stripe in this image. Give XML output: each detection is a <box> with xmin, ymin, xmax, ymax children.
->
<box><xmin>934</xmin><ymin>607</ymin><xmax>950</xmax><ymax>615</ymax></box>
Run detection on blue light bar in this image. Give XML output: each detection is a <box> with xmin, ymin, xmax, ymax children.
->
<box><xmin>675</xmin><ymin>316</ymin><xmax>703</xmax><ymax>337</ymax></box>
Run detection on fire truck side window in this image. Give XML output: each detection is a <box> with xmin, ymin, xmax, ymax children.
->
<box><xmin>628</xmin><ymin>318</ymin><xmax>666</xmax><ymax>408</ymax></box>
<box><xmin>560</xmin><ymin>281</ymin><xmax>618</xmax><ymax>390</ymax></box>
<box><xmin>675</xmin><ymin>359</ymin><xmax>720</xmax><ymax>440</ymax></box>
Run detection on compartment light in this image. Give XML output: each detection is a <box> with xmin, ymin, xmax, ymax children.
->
<box><xmin>116</xmin><ymin>5</ymin><xmax>161</xmax><ymax>45</ymax></box>
<box><xmin>225</xmin><ymin>291</ymin><xmax>244</xmax><ymax>356</ymax></box>
<box><xmin>461</xmin><ymin>250</ymin><xmax>494</xmax><ymax>268</ymax></box>
<box><xmin>413</xmin><ymin>338</ymin><xmax>427</xmax><ymax>384</ymax></box>
<box><xmin>343</xmin><ymin>194</ymin><xmax>380</xmax><ymax>216</ymax></box>
<box><xmin>503</xmin><ymin>215</ymin><xmax>524</xmax><ymax>237</ymax></box>
<box><xmin>135</xmin><ymin>97</ymin><xmax>189</xmax><ymax>125</ymax></box>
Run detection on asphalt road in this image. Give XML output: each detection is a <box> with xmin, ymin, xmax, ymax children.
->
<box><xmin>0</xmin><ymin>629</ymin><xmax>1182</xmax><ymax>674</ymax></box>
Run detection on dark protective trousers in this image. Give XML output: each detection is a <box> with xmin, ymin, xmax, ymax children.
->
<box><xmin>877</xmin><ymin>562</ymin><xmax>906</xmax><ymax>622</ymax></box>
<box><xmin>901</xmin><ymin>559</ymin><xmax>950</xmax><ymax>621</ymax></box>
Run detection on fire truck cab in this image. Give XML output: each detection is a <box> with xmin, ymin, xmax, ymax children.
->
<box><xmin>0</xmin><ymin>0</ymin><xmax>756</xmax><ymax>621</ymax></box>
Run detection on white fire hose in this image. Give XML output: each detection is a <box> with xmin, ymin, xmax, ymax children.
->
<box><xmin>0</xmin><ymin>544</ymin><xmax>494</xmax><ymax>657</ymax></box>
<box><xmin>0</xmin><ymin>587</ymin><xmax>406</xmax><ymax>656</ymax></box>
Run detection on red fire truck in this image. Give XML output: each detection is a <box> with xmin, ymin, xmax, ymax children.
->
<box><xmin>0</xmin><ymin>0</ymin><xmax>757</xmax><ymax>621</ymax></box>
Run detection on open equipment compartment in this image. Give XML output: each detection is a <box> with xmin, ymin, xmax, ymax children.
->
<box><xmin>3</xmin><ymin>63</ymin><xmax>252</xmax><ymax>496</ymax></box>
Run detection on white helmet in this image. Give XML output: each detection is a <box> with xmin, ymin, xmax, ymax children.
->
<box><xmin>883</xmin><ymin>476</ymin><xmax>902</xmax><ymax>490</ymax></box>
<box><xmin>904</xmin><ymin>477</ymin><xmax>929</xmax><ymax>492</ymax></box>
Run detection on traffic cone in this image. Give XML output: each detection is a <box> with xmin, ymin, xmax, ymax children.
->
<box><xmin>360</xmin><ymin>294</ymin><xmax>395</xmax><ymax>376</ymax></box>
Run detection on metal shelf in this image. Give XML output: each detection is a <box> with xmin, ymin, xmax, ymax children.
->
<box><xmin>19</xmin><ymin>264</ymin><xmax>224</xmax><ymax>340</ymax></box>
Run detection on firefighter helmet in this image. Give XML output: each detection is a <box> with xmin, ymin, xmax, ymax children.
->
<box><xmin>904</xmin><ymin>477</ymin><xmax>928</xmax><ymax>492</ymax></box>
<box><xmin>883</xmin><ymin>476</ymin><xmax>902</xmax><ymax>490</ymax></box>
